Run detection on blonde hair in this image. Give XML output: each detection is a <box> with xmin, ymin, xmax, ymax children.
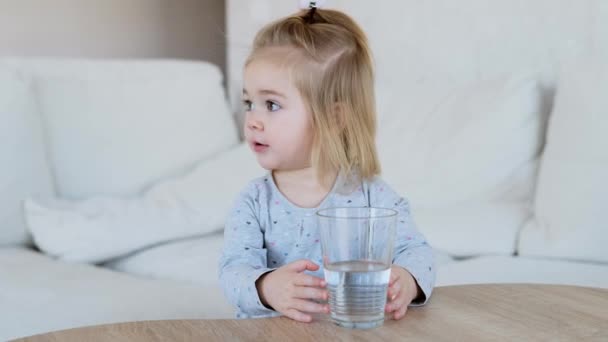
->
<box><xmin>246</xmin><ymin>9</ymin><xmax>380</xmax><ymax>187</ymax></box>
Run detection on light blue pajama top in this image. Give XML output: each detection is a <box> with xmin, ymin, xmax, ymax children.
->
<box><xmin>218</xmin><ymin>173</ymin><xmax>436</xmax><ymax>318</ymax></box>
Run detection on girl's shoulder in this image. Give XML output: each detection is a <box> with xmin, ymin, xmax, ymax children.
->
<box><xmin>360</xmin><ymin>176</ymin><xmax>395</xmax><ymax>194</ymax></box>
<box><xmin>227</xmin><ymin>174</ymin><xmax>273</xmax><ymax>220</ymax></box>
<box><xmin>235</xmin><ymin>174</ymin><xmax>274</xmax><ymax>202</ymax></box>
<box><xmin>360</xmin><ymin>176</ymin><xmax>410</xmax><ymax>207</ymax></box>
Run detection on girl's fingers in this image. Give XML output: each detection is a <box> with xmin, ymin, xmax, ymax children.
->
<box><xmin>386</xmin><ymin>285</ymin><xmax>407</xmax><ymax>313</ymax></box>
<box><xmin>293</xmin><ymin>286</ymin><xmax>328</xmax><ymax>301</ymax></box>
<box><xmin>393</xmin><ymin>303</ymin><xmax>408</xmax><ymax>320</ymax></box>
<box><xmin>387</xmin><ymin>281</ymin><xmax>401</xmax><ymax>300</ymax></box>
<box><xmin>284</xmin><ymin>308</ymin><xmax>312</xmax><ymax>323</ymax></box>
<box><xmin>386</xmin><ymin>300</ymin><xmax>396</xmax><ymax>313</ymax></box>
<box><xmin>290</xmin><ymin>299</ymin><xmax>330</xmax><ymax>314</ymax></box>
<box><xmin>288</xmin><ymin>259</ymin><xmax>320</xmax><ymax>273</ymax></box>
<box><xmin>389</xmin><ymin>270</ymin><xmax>400</xmax><ymax>286</ymax></box>
<box><xmin>294</xmin><ymin>274</ymin><xmax>326</xmax><ymax>287</ymax></box>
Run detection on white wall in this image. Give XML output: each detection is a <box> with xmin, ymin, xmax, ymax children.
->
<box><xmin>0</xmin><ymin>0</ymin><xmax>226</xmax><ymax>72</ymax></box>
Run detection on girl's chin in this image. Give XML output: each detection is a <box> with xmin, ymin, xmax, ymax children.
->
<box><xmin>254</xmin><ymin>157</ymin><xmax>279</xmax><ymax>171</ymax></box>
<box><xmin>253</xmin><ymin>154</ymin><xmax>308</xmax><ymax>172</ymax></box>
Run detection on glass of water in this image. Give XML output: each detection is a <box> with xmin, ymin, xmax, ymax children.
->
<box><xmin>317</xmin><ymin>207</ymin><xmax>398</xmax><ymax>329</ymax></box>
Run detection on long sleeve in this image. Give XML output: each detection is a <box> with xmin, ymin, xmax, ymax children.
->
<box><xmin>218</xmin><ymin>186</ymin><xmax>278</xmax><ymax>318</ymax></box>
<box><xmin>391</xmin><ymin>197</ymin><xmax>436</xmax><ymax>305</ymax></box>
<box><xmin>368</xmin><ymin>179</ymin><xmax>436</xmax><ymax>305</ymax></box>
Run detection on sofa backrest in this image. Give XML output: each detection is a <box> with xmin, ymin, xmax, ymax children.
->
<box><xmin>519</xmin><ymin>57</ymin><xmax>608</xmax><ymax>264</ymax></box>
<box><xmin>0</xmin><ymin>58</ymin><xmax>238</xmax><ymax>247</ymax></box>
<box><xmin>0</xmin><ymin>63</ymin><xmax>55</xmax><ymax>247</ymax></box>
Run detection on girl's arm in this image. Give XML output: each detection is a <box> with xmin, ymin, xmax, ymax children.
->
<box><xmin>218</xmin><ymin>186</ymin><xmax>278</xmax><ymax>318</ymax></box>
<box><xmin>369</xmin><ymin>179</ymin><xmax>436</xmax><ymax>305</ymax></box>
<box><xmin>391</xmin><ymin>196</ymin><xmax>436</xmax><ymax>305</ymax></box>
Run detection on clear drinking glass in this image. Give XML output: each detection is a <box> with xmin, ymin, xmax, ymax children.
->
<box><xmin>317</xmin><ymin>207</ymin><xmax>398</xmax><ymax>329</ymax></box>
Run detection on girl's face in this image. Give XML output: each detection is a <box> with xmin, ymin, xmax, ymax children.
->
<box><xmin>243</xmin><ymin>56</ymin><xmax>314</xmax><ymax>172</ymax></box>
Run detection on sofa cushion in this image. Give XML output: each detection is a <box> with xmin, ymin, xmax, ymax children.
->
<box><xmin>436</xmin><ymin>255</ymin><xmax>608</xmax><ymax>289</ymax></box>
<box><xmin>24</xmin><ymin>143</ymin><xmax>264</xmax><ymax>263</ymax></box>
<box><xmin>377</xmin><ymin>74</ymin><xmax>543</xmax><ymax>256</ymax></box>
<box><xmin>378</xmin><ymin>74</ymin><xmax>542</xmax><ymax>206</ymax></box>
<box><xmin>14</xmin><ymin>58</ymin><xmax>239</xmax><ymax>199</ymax></box>
<box><xmin>414</xmin><ymin>202</ymin><xmax>531</xmax><ymax>257</ymax></box>
<box><xmin>518</xmin><ymin>57</ymin><xmax>608</xmax><ymax>263</ymax></box>
<box><xmin>0</xmin><ymin>66</ymin><xmax>54</xmax><ymax>246</ymax></box>
<box><xmin>104</xmin><ymin>231</ymin><xmax>224</xmax><ymax>286</ymax></box>
<box><xmin>0</xmin><ymin>247</ymin><xmax>234</xmax><ymax>341</ymax></box>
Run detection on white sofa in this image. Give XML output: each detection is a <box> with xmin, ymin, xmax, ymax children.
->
<box><xmin>0</xmin><ymin>59</ymin><xmax>242</xmax><ymax>341</ymax></box>
<box><xmin>2</xmin><ymin>3</ymin><xmax>608</xmax><ymax>340</ymax></box>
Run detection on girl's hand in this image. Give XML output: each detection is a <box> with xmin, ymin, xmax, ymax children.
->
<box><xmin>256</xmin><ymin>259</ymin><xmax>330</xmax><ymax>322</ymax></box>
<box><xmin>386</xmin><ymin>265</ymin><xmax>420</xmax><ymax>320</ymax></box>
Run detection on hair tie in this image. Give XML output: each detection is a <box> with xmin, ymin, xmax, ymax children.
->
<box><xmin>298</xmin><ymin>0</ymin><xmax>326</xmax><ymax>9</ymax></box>
<box><xmin>298</xmin><ymin>0</ymin><xmax>326</xmax><ymax>23</ymax></box>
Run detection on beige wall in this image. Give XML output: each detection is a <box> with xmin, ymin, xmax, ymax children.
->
<box><xmin>0</xmin><ymin>0</ymin><xmax>225</xmax><ymax>72</ymax></box>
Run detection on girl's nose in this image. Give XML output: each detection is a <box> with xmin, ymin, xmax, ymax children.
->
<box><xmin>246</xmin><ymin>116</ymin><xmax>264</xmax><ymax>131</ymax></box>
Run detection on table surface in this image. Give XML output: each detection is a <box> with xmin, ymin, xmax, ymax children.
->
<box><xmin>15</xmin><ymin>284</ymin><xmax>608</xmax><ymax>341</ymax></box>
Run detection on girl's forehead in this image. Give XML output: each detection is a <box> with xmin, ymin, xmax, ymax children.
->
<box><xmin>245</xmin><ymin>46</ymin><xmax>310</xmax><ymax>76</ymax></box>
<box><xmin>245</xmin><ymin>57</ymin><xmax>286</xmax><ymax>74</ymax></box>
<box><xmin>243</xmin><ymin>46</ymin><xmax>314</xmax><ymax>96</ymax></box>
<box><xmin>244</xmin><ymin>58</ymin><xmax>297</xmax><ymax>93</ymax></box>
<box><xmin>250</xmin><ymin>46</ymin><xmax>304</xmax><ymax>64</ymax></box>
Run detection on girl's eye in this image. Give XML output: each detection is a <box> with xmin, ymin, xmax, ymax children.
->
<box><xmin>266</xmin><ymin>100</ymin><xmax>281</xmax><ymax>112</ymax></box>
<box><xmin>242</xmin><ymin>100</ymin><xmax>253</xmax><ymax>111</ymax></box>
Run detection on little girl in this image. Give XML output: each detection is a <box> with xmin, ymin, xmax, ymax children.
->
<box><xmin>219</xmin><ymin>4</ymin><xmax>435</xmax><ymax>323</ymax></box>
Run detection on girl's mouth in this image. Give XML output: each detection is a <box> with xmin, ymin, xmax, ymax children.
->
<box><xmin>253</xmin><ymin>141</ymin><xmax>269</xmax><ymax>153</ymax></box>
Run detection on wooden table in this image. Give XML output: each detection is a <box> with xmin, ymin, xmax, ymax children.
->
<box><xmin>15</xmin><ymin>284</ymin><xmax>608</xmax><ymax>341</ymax></box>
